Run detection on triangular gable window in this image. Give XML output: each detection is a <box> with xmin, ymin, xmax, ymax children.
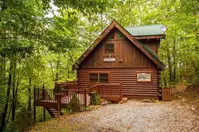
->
<box><xmin>117</xmin><ymin>31</ymin><xmax>125</xmax><ymax>39</ymax></box>
<box><xmin>107</xmin><ymin>33</ymin><xmax>114</xmax><ymax>40</ymax></box>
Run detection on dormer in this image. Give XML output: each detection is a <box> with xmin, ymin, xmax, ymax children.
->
<box><xmin>125</xmin><ymin>24</ymin><xmax>166</xmax><ymax>55</ymax></box>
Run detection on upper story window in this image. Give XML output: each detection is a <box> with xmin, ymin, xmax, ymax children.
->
<box><xmin>117</xmin><ymin>32</ymin><xmax>125</xmax><ymax>39</ymax></box>
<box><xmin>107</xmin><ymin>33</ymin><xmax>114</xmax><ymax>40</ymax></box>
<box><xmin>105</xmin><ymin>43</ymin><xmax>114</xmax><ymax>53</ymax></box>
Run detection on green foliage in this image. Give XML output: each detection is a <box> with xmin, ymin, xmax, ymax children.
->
<box><xmin>95</xmin><ymin>94</ymin><xmax>101</xmax><ymax>105</ymax></box>
<box><xmin>53</xmin><ymin>85</ymin><xmax>64</xmax><ymax>93</ymax></box>
<box><xmin>90</xmin><ymin>93</ymin><xmax>101</xmax><ymax>105</ymax></box>
<box><xmin>5</xmin><ymin>108</ymin><xmax>33</xmax><ymax>132</ymax></box>
<box><xmin>68</xmin><ymin>93</ymin><xmax>81</xmax><ymax>112</ymax></box>
<box><xmin>0</xmin><ymin>0</ymin><xmax>199</xmax><ymax>131</ymax></box>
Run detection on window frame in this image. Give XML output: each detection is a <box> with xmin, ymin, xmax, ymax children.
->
<box><xmin>107</xmin><ymin>33</ymin><xmax>114</xmax><ymax>40</ymax></box>
<box><xmin>104</xmin><ymin>43</ymin><xmax>114</xmax><ymax>53</ymax></box>
<box><xmin>89</xmin><ymin>73</ymin><xmax>98</xmax><ymax>83</ymax></box>
<box><xmin>117</xmin><ymin>31</ymin><xmax>125</xmax><ymax>39</ymax></box>
<box><xmin>89</xmin><ymin>71</ymin><xmax>110</xmax><ymax>84</ymax></box>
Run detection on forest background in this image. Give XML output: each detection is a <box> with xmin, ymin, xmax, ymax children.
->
<box><xmin>0</xmin><ymin>0</ymin><xmax>198</xmax><ymax>131</ymax></box>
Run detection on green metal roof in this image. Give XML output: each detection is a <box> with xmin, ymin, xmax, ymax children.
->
<box><xmin>125</xmin><ymin>24</ymin><xmax>166</xmax><ymax>36</ymax></box>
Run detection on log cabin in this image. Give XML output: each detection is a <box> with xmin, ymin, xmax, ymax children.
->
<box><xmin>73</xmin><ymin>20</ymin><xmax>165</xmax><ymax>100</ymax></box>
<box><xmin>33</xmin><ymin>20</ymin><xmax>166</xmax><ymax>120</ymax></box>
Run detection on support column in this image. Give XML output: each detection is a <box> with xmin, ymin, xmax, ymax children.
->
<box><xmin>56</xmin><ymin>95</ymin><xmax>61</xmax><ymax>118</ymax></box>
<box><xmin>84</xmin><ymin>89</ymin><xmax>87</xmax><ymax>107</ymax></box>
<box><xmin>120</xmin><ymin>82</ymin><xmax>122</xmax><ymax>100</ymax></box>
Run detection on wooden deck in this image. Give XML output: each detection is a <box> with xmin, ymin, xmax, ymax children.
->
<box><xmin>33</xmin><ymin>81</ymin><xmax>123</xmax><ymax>120</ymax></box>
<box><xmin>34</xmin><ymin>94</ymin><xmax>90</xmax><ymax>108</ymax></box>
<box><xmin>34</xmin><ymin>88</ymin><xmax>90</xmax><ymax>107</ymax></box>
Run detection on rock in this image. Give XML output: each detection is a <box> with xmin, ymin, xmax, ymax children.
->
<box><xmin>191</xmin><ymin>106</ymin><xmax>195</xmax><ymax>111</ymax></box>
<box><xmin>85</xmin><ymin>107</ymin><xmax>91</xmax><ymax>111</ymax></box>
<box><xmin>177</xmin><ymin>95</ymin><xmax>182</xmax><ymax>99</ymax></box>
<box><xmin>142</xmin><ymin>99</ymin><xmax>152</xmax><ymax>102</ymax></box>
<box><xmin>89</xmin><ymin>105</ymin><xmax>95</xmax><ymax>110</ymax></box>
<box><xmin>101</xmin><ymin>99</ymin><xmax>110</xmax><ymax>106</ymax></box>
<box><xmin>101</xmin><ymin>100</ymin><xmax>109</xmax><ymax>105</ymax></box>
<box><xmin>79</xmin><ymin>107</ymin><xmax>85</xmax><ymax>112</ymax></box>
<box><xmin>94</xmin><ymin>105</ymin><xmax>101</xmax><ymax>109</ymax></box>
<box><xmin>119</xmin><ymin>101</ymin><xmax>123</xmax><ymax>104</ymax></box>
<box><xmin>181</xmin><ymin>98</ymin><xmax>187</xmax><ymax>102</ymax></box>
<box><xmin>122</xmin><ymin>97</ymin><xmax>128</xmax><ymax>103</ymax></box>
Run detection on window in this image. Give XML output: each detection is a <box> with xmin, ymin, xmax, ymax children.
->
<box><xmin>107</xmin><ymin>33</ymin><xmax>114</xmax><ymax>40</ymax></box>
<box><xmin>90</xmin><ymin>73</ymin><xmax>98</xmax><ymax>83</ymax></box>
<box><xmin>137</xmin><ymin>73</ymin><xmax>152</xmax><ymax>82</ymax></box>
<box><xmin>105</xmin><ymin>44</ymin><xmax>114</xmax><ymax>53</ymax></box>
<box><xmin>99</xmin><ymin>74</ymin><xmax>108</xmax><ymax>83</ymax></box>
<box><xmin>89</xmin><ymin>73</ymin><xmax>109</xmax><ymax>83</ymax></box>
<box><xmin>117</xmin><ymin>32</ymin><xmax>125</xmax><ymax>39</ymax></box>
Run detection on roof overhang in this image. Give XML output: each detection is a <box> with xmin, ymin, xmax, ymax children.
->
<box><xmin>134</xmin><ymin>34</ymin><xmax>165</xmax><ymax>40</ymax></box>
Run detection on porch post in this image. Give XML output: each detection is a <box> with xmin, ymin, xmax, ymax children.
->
<box><xmin>84</xmin><ymin>89</ymin><xmax>87</xmax><ymax>107</ymax></box>
<box><xmin>120</xmin><ymin>82</ymin><xmax>122</xmax><ymax>100</ymax></box>
<box><xmin>56</xmin><ymin>95</ymin><xmax>61</xmax><ymax>118</ymax></box>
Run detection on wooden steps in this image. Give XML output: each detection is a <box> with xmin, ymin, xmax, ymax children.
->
<box><xmin>46</xmin><ymin>108</ymin><xmax>58</xmax><ymax>117</ymax></box>
<box><xmin>46</xmin><ymin>108</ymin><xmax>63</xmax><ymax>118</ymax></box>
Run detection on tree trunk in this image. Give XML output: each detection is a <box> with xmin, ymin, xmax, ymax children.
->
<box><xmin>55</xmin><ymin>57</ymin><xmax>60</xmax><ymax>81</ymax></box>
<box><xmin>173</xmin><ymin>39</ymin><xmax>176</xmax><ymax>82</ymax></box>
<box><xmin>0</xmin><ymin>61</ymin><xmax>13</xmax><ymax>132</ymax></box>
<box><xmin>11</xmin><ymin>57</ymin><xmax>16</xmax><ymax>121</ymax></box>
<box><xmin>28</xmin><ymin>77</ymin><xmax>32</xmax><ymax>111</ymax></box>
<box><xmin>166</xmin><ymin>43</ymin><xmax>172</xmax><ymax>82</ymax></box>
<box><xmin>1</xmin><ymin>0</ymin><xmax>7</xmax><ymax>11</ymax></box>
<box><xmin>68</xmin><ymin>69</ymin><xmax>70</xmax><ymax>79</ymax></box>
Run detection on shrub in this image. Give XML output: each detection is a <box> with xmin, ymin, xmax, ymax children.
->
<box><xmin>95</xmin><ymin>94</ymin><xmax>101</xmax><ymax>105</ymax></box>
<box><xmin>68</xmin><ymin>93</ymin><xmax>81</xmax><ymax>112</ymax></box>
<box><xmin>90</xmin><ymin>92</ymin><xmax>101</xmax><ymax>105</ymax></box>
<box><xmin>5</xmin><ymin>108</ymin><xmax>33</xmax><ymax>132</ymax></box>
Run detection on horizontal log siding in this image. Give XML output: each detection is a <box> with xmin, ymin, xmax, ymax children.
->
<box><xmin>77</xmin><ymin>68</ymin><xmax>159</xmax><ymax>99</ymax></box>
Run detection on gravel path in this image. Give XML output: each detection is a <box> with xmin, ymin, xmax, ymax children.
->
<box><xmin>69</xmin><ymin>100</ymin><xmax>199</xmax><ymax>132</ymax></box>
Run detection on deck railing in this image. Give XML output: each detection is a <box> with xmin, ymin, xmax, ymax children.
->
<box><xmin>34</xmin><ymin>88</ymin><xmax>89</xmax><ymax>106</ymax></box>
<box><xmin>89</xmin><ymin>82</ymin><xmax>123</xmax><ymax>101</ymax></box>
<box><xmin>34</xmin><ymin>88</ymin><xmax>56</xmax><ymax>103</ymax></box>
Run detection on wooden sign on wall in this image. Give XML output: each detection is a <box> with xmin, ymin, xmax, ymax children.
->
<box><xmin>103</xmin><ymin>58</ymin><xmax>116</xmax><ymax>62</ymax></box>
<box><xmin>137</xmin><ymin>73</ymin><xmax>151</xmax><ymax>82</ymax></box>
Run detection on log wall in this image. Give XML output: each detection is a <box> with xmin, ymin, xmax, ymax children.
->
<box><xmin>77</xmin><ymin>68</ymin><xmax>160</xmax><ymax>99</ymax></box>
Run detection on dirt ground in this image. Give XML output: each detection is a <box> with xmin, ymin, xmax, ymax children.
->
<box><xmin>29</xmin><ymin>97</ymin><xmax>199</xmax><ymax>132</ymax></box>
